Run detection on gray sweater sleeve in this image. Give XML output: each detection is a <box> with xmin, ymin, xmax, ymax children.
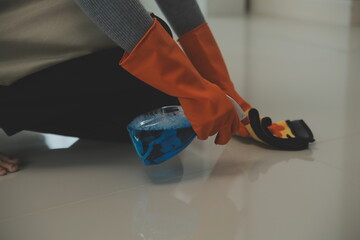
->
<box><xmin>74</xmin><ymin>0</ymin><xmax>153</xmax><ymax>52</ymax></box>
<box><xmin>155</xmin><ymin>0</ymin><xmax>206</xmax><ymax>37</ymax></box>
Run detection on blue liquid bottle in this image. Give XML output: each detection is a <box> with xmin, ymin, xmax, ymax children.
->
<box><xmin>127</xmin><ymin>106</ymin><xmax>196</xmax><ymax>165</ymax></box>
<box><xmin>127</xmin><ymin>96</ymin><xmax>247</xmax><ymax>166</ymax></box>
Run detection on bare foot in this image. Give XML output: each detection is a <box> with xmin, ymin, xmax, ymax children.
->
<box><xmin>0</xmin><ymin>152</ymin><xmax>19</xmax><ymax>176</ymax></box>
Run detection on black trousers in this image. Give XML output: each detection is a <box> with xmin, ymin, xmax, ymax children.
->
<box><xmin>0</xmin><ymin>48</ymin><xmax>180</xmax><ymax>141</ymax></box>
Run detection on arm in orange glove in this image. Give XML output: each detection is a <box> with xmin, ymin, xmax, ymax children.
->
<box><xmin>178</xmin><ymin>23</ymin><xmax>314</xmax><ymax>150</ymax></box>
<box><xmin>120</xmin><ymin>19</ymin><xmax>244</xmax><ymax>145</ymax></box>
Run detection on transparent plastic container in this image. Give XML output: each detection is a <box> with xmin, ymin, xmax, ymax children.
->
<box><xmin>127</xmin><ymin>106</ymin><xmax>196</xmax><ymax>166</ymax></box>
<box><xmin>127</xmin><ymin>96</ymin><xmax>246</xmax><ymax>166</ymax></box>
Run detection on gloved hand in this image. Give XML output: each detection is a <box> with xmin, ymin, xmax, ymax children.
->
<box><xmin>119</xmin><ymin>18</ymin><xmax>241</xmax><ymax>145</ymax></box>
<box><xmin>178</xmin><ymin>22</ymin><xmax>315</xmax><ymax>149</ymax></box>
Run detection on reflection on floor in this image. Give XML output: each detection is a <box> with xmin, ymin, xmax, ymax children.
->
<box><xmin>0</xmin><ymin>16</ymin><xmax>359</xmax><ymax>240</ymax></box>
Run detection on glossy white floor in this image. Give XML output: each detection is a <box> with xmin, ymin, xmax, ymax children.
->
<box><xmin>1</xmin><ymin>16</ymin><xmax>359</xmax><ymax>240</ymax></box>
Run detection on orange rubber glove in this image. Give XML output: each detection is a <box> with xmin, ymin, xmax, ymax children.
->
<box><xmin>178</xmin><ymin>23</ymin><xmax>252</xmax><ymax>114</ymax></box>
<box><xmin>119</xmin><ymin>19</ymin><xmax>244</xmax><ymax>145</ymax></box>
<box><xmin>178</xmin><ymin>23</ymin><xmax>314</xmax><ymax>150</ymax></box>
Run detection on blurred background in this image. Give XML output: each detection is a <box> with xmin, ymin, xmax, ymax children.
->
<box><xmin>143</xmin><ymin>0</ymin><xmax>360</xmax><ymax>26</ymax></box>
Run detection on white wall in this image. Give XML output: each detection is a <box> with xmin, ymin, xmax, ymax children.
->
<box><xmin>352</xmin><ymin>0</ymin><xmax>360</xmax><ymax>25</ymax></box>
<box><xmin>252</xmin><ymin>0</ymin><xmax>360</xmax><ymax>26</ymax></box>
<box><xmin>208</xmin><ymin>0</ymin><xmax>246</xmax><ymax>16</ymax></box>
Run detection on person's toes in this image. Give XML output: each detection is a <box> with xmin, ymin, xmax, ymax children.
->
<box><xmin>8</xmin><ymin>163</ymin><xmax>19</xmax><ymax>173</ymax></box>
<box><xmin>6</xmin><ymin>158</ymin><xmax>19</xmax><ymax>165</ymax></box>
<box><xmin>0</xmin><ymin>159</ymin><xmax>19</xmax><ymax>173</ymax></box>
<box><xmin>0</xmin><ymin>153</ymin><xmax>20</xmax><ymax>172</ymax></box>
<box><xmin>0</xmin><ymin>167</ymin><xmax>7</xmax><ymax>176</ymax></box>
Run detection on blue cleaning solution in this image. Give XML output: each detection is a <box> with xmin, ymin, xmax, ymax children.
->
<box><xmin>127</xmin><ymin>106</ymin><xmax>196</xmax><ymax>165</ymax></box>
